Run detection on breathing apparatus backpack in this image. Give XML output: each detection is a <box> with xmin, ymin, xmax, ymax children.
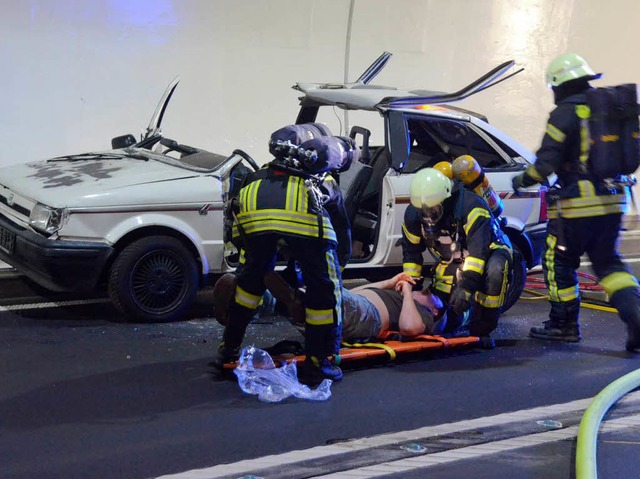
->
<box><xmin>581</xmin><ymin>84</ymin><xmax>640</xmax><ymax>179</ymax></box>
<box><xmin>223</xmin><ymin>124</ymin><xmax>359</xmax><ymax>249</ymax></box>
<box><xmin>268</xmin><ymin>124</ymin><xmax>359</xmax><ymax>174</ymax></box>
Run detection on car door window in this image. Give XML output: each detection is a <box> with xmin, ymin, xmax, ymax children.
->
<box><xmin>405</xmin><ymin>116</ymin><xmax>508</xmax><ymax>171</ymax></box>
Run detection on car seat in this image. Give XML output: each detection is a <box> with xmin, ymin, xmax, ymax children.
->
<box><xmin>339</xmin><ymin>159</ymin><xmax>374</xmax><ymax>227</ymax></box>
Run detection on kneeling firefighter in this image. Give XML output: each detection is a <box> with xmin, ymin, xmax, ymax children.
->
<box><xmin>511</xmin><ymin>52</ymin><xmax>640</xmax><ymax>350</ymax></box>
<box><xmin>401</xmin><ymin>167</ymin><xmax>513</xmax><ymax>347</ymax></box>
<box><xmin>214</xmin><ymin>123</ymin><xmax>356</xmax><ymax>386</ymax></box>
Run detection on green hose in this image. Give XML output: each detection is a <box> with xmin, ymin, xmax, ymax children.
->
<box><xmin>576</xmin><ymin>369</ymin><xmax>640</xmax><ymax>478</ymax></box>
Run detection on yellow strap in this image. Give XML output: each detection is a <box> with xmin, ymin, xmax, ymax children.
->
<box><xmin>341</xmin><ymin>341</ymin><xmax>397</xmax><ymax>360</ymax></box>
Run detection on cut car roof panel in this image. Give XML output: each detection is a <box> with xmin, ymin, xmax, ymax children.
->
<box><xmin>293</xmin><ymin>53</ymin><xmax>521</xmax><ymax>112</ymax></box>
<box><xmin>294</xmin><ymin>84</ymin><xmax>444</xmax><ymax>111</ymax></box>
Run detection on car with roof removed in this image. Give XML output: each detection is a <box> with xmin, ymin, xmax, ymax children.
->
<box><xmin>0</xmin><ymin>53</ymin><xmax>546</xmax><ymax>322</ymax></box>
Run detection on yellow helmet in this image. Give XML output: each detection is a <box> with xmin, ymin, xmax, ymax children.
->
<box><xmin>545</xmin><ymin>53</ymin><xmax>602</xmax><ymax>88</ymax></box>
<box><xmin>432</xmin><ymin>161</ymin><xmax>453</xmax><ymax>179</ymax></box>
<box><xmin>409</xmin><ymin>168</ymin><xmax>452</xmax><ymax>209</ymax></box>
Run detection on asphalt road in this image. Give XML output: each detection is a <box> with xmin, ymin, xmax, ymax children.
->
<box><xmin>3</xmin><ymin>237</ymin><xmax>640</xmax><ymax>479</ymax></box>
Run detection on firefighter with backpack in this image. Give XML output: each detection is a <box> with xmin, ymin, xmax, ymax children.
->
<box><xmin>212</xmin><ymin>124</ymin><xmax>355</xmax><ymax>386</ymax></box>
<box><xmin>512</xmin><ymin>52</ymin><xmax>640</xmax><ymax>351</ymax></box>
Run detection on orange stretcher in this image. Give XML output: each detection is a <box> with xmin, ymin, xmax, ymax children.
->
<box><xmin>223</xmin><ymin>332</ymin><xmax>480</xmax><ymax>369</ymax></box>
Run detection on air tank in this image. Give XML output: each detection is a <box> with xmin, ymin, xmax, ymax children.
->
<box><xmin>452</xmin><ymin>155</ymin><xmax>504</xmax><ymax>217</ymax></box>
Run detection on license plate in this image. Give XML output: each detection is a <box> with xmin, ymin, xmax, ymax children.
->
<box><xmin>0</xmin><ymin>225</ymin><xmax>15</xmax><ymax>254</ymax></box>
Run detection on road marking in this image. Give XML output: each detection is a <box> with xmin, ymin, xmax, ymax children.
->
<box><xmin>311</xmin><ymin>414</ymin><xmax>640</xmax><ymax>478</ymax></box>
<box><xmin>155</xmin><ymin>391</ymin><xmax>640</xmax><ymax>479</ymax></box>
<box><xmin>581</xmin><ymin>257</ymin><xmax>640</xmax><ymax>267</ymax></box>
<box><xmin>0</xmin><ymin>298</ymin><xmax>109</xmax><ymax>312</ymax></box>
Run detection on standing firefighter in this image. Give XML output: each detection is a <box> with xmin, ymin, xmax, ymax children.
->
<box><xmin>214</xmin><ymin>124</ymin><xmax>355</xmax><ymax>386</ymax></box>
<box><xmin>512</xmin><ymin>53</ymin><xmax>640</xmax><ymax>350</ymax></box>
<box><xmin>402</xmin><ymin>168</ymin><xmax>513</xmax><ymax>348</ymax></box>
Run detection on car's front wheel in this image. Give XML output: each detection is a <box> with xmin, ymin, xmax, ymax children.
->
<box><xmin>108</xmin><ymin>236</ymin><xmax>199</xmax><ymax>323</ymax></box>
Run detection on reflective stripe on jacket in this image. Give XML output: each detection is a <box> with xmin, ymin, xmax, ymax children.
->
<box><xmin>231</xmin><ymin>165</ymin><xmax>347</xmax><ymax>253</ymax></box>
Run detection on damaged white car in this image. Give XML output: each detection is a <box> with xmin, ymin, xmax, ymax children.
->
<box><xmin>0</xmin><ymin>53</ymin><xmax>546</xmax><ymax>322</ymax></box>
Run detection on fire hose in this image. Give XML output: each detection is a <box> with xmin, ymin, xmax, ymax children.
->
<box><xmin>520</xmin><ymin>270</ymin><xmax>640</xmax><ymax>478</ymax></box>
<box><xmin>521</xmin><ymin>270</ymin><xmax>617</xmax><ymax>313</ymax></box>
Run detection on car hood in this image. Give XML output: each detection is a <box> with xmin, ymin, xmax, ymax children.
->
<box><xmin>0</xmin><ymin>152</ymin><xmax>218</xmax><ymax>208</ymax></box>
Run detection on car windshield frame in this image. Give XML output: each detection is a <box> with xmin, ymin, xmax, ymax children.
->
<box><xmin>126</xmin><ymin>136</ymin><xmax>232</xmax><ymax>173</ymax></box>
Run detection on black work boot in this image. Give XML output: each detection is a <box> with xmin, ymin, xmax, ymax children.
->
<box><xmin>210</xmin><ymin>302</ymin><xmax>255</xmax><ymax>373</ymax></box>
<box><xmin>608</xmin><ymin>287</ymin><xmax>640</xmax><ymax>353</ymax></box>
<box><xmin>529</xmin><ymin>320</ymin><xmax>582</xmax><ymax>342</ymax></box>
<box><xmin>469</xmin><ymin>308</ymin><xmax>498</xmax><ymax>349</ymax></box>
<box><xmin>477</xmin><ymin>336</ymin><xmax>496</xmax><ymax>349</ymax></box>
<box><xmin>625</xmin><ymin>326</ymin><xmax>640</xmax><ymax>353</ymax></box>
<box><xmin>209</xmin><ymin>342</ymin><xmax>241</xmax><ymax>377</ymax></box>
<box><xmin>297</xmin><ymin>356</ymin><xmax>343</xmax><ymax>387</ymax></box>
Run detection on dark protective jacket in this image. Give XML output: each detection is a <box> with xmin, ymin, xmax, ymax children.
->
<box><xmin>401</xmin><ymin>184</ymin><xmax>510</xmax><ymax>293</ymax></box>
<box><xmin>519</xmin><ymin>91</ymin><xmax>627</xmax><ymax>219</ymax></box>
<box><xmin>232</xmin><ymin>163</ymin><xmax>352</xmax><ymax>267</ymax></box>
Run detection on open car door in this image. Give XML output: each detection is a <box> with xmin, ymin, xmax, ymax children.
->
<box><xmin>142</xmin><ymin>76</ymin><xmax>180</xmax><ymax>141</ymax></box>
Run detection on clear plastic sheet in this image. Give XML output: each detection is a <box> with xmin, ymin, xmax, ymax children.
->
<box><xmin>234</xmin><ymin>346</ymin><xmax>332</xmax><ymax>403</ymax></box>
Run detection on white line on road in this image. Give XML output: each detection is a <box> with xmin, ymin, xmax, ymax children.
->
<box><xmin>155</xmin><ymin>391</ymin><xmax>640</xmax><ymax>479</ymax></box>
<box><xmin>0</xmin><ymin>298</ymin><xmax>109</xmax><ymax>312</ymax></box>
<box><xmin>581</xmin><ymin>257</ymin><xmax>640</xmax><ymax>267</ymax></box>
<box><xmin>310</xmin><ymin>414</ymin><xmax>640</xmax><ymax>478</ymax></box>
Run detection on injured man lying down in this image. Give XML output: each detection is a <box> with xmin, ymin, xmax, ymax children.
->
<box><xmin>213</xmin><ymin>271</ymin><xmax>467</xmax><ymax>345</ymax></box>
<box><xmin>261</xmin><ymin>271</ymin><xmax>454</xmax><ymax>343</ymax></box>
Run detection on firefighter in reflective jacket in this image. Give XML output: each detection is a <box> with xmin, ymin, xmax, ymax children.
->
<box><xmin>214</xmin><ymin>161</ymin><xmax>350</xmax><ymax>386</ymax></box>
<box><xmin>512</xmin><ymin>52</ymin><xmax>640</xmax><ymax>350</ymax></box>
<box><xmin>402</xmin><ymin>168</ymin><xmax>512</xmax><ymax>348</ymax></box>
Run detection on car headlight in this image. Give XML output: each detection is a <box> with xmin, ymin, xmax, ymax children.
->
<box><xmin>29</xmin><ymin>204</ymin><xmax>68</xmax><ymax>234</ymax></box>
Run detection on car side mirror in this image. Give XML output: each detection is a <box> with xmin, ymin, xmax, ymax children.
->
<box><xmin>111</xmin><ymin>134</ymin><xmax>137</xmax><ymax>149</ymax></box>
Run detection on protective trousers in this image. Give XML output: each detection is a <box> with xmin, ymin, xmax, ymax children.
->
<box><xmin>433</xmin><ymin>248</ymin><xmax>511</xmax><ymax>336</ymax></box>
<box><xmin>543</xmin><ymin>213</ymin><xmax>640</xmax><ymax>328</ymax></box>
<box><xmin>223</xmin><ymin>234</ymin><xmax>343</xmax><ymax>359</ymax></box>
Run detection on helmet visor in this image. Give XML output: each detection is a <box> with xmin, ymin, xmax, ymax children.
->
<box><xmin>420</xmin><ymin>204</ymin><xmax>444</xmax><ymax>225</ymax></box>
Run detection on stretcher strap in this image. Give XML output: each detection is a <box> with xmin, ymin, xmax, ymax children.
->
<box><xmin>377</xmin><ymin>330</ymin><xmax>451</xmax><ymax>347</ymax></box>
<box><xmin>341</xmin><ymin>340</ymin><xmax>397</xmax><ymax>360</ymax></box>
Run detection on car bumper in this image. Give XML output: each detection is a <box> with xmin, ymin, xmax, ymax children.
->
<box><xmin>0</xmin><ymin>214</ymin><xmax>114</xmax><ymax>292</ymax></box>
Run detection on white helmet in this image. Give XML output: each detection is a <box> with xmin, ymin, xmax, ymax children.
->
<box><xmin>545</xmin><ymin>53</ymin><xmax>602</xmax><ymax>88</ymax></box>
<box><xmin>409</xmin><ymin>168</ymin><xmax>452</xmax><ymax>209</ymax></box>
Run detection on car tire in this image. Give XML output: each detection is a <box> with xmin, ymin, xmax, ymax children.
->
<box><xmin>501</xmin><ymin>247</ymin><xmax>527</xmax><ymax>314</ymax></box>
<box><xmin>108</xmin><ymin>236</ymin><xmax>199</xmax><ymax>323</ymax></box>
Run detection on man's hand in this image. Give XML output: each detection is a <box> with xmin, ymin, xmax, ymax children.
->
<box><xmin>395</xmin><ymin>280</ymin><xmax>414</xmax><ymax>296</ymax></box>
<box><xmin>389</xmin><ymin>272</ymin><xmax>416</xmax><ymax>289</ymax></box>
<box><xmin>449</xmin><ymin>287</ymin><xmax>472</xmax><ymax>316</ymax></box>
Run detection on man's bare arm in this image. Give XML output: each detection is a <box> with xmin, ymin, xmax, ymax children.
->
<box><xmin>397</xmin><ymin>280</ymin><xmax>428</xmax><ymax>336</ymax></box>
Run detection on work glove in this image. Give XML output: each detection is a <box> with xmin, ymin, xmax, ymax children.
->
<box><xmin>511</xmin><ymin>172</ymin><xmax>539</xmax><ymax>193</ymax></box>
<box><xmin>449</xmin><ymin>287</ymin><xmax>472</xmax><ymax>316</ymax></box>
<box><xmin>511</xmin><ymin>173</ymin><xmax>527</xmax><ymax>193</ymax></box>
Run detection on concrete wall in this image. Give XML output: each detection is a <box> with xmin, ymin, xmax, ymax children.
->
<box><xmin>1</xmin><ymin>0</ymin><xmax>639</xmax><ymax>179</ymax></box>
